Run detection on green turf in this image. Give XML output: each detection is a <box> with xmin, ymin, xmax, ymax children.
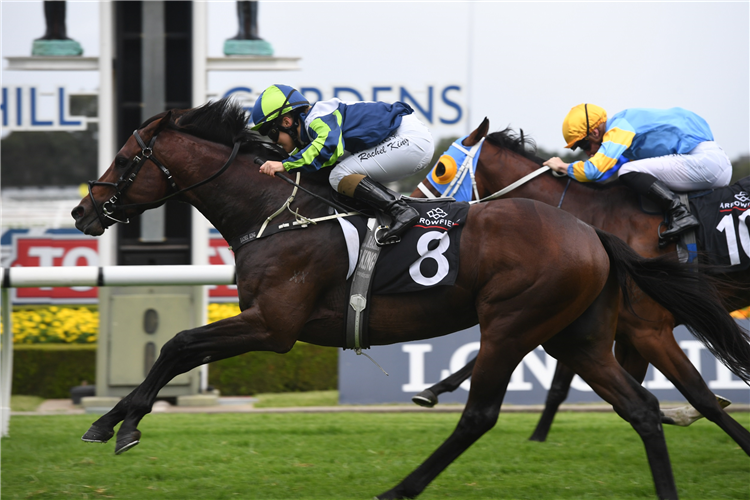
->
<box><xmin>253</xmin><ymin>390</ymin><xmax>339</xmax><ymax>408</ymax></box>
<box><xmin>9</xmin><ymin>395</ymin><xmax>44</xmax><ymax>412</ymax></box>
<box><xmin>2</xmin><ymin>412</ymin><xmax>748</xmax><ymax>499</ymax></box>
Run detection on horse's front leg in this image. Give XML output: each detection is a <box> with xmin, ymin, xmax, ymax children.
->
<box><xmin>82</xmin><ymin>304</ymin><xmax>303</xmax><ymax>454</ymax></box>
<box><xmin>378</xmin><ymin>337</ymin><xmax>527</xmax><ymax>500</ymax></box>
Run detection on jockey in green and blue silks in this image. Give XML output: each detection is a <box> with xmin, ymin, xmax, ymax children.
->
<box><xmin>252</xmin><ymin>84</ymin><xmax>435</xmax><ymax>245</ymax></box>
<box><xmin>544</xmin><ymin>103</ymin><xmax>732</xmax><ymax>243</ymax></box>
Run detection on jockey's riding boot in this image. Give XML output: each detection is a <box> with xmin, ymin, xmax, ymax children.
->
<box><xmin>351</xmin><ymin>176</ymin><xmax>419</xmax><ymax>244</ymax></box>
<box><xmin>647</xmin><ymin>179</ymin><xmax>700</xmax><ymax>242</ymax></box>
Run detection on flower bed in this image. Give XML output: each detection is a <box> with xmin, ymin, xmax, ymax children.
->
<box><xmin>9</xmin><ymin>306</ymin><xmax>98</xmax><ymax>344</ymax></box>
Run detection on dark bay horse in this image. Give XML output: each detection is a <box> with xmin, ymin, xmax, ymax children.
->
<box><xmin>411</xmin><ymin>118</ymin><xmax>750</xmax><ymax>446</ymax></box>
<box><xmin>71</xmin><ymin>100</ymin><xmax>749</xmax><ymax>499</ymax></box>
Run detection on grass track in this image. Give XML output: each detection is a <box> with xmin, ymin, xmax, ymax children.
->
<box><xmin>2</xmin><ymin>412</ymin><xmax>749</xmax><ymax>499</ymax></box>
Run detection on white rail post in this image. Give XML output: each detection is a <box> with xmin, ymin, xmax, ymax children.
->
<box><xmin>192</xmin><ymin>0</ymin><xmax>210</xmax><ymax>394</ymax></box>
<box><xmin>1</xmin><ymin>287</ymin><xmax>14</xmax><ymax>437</ymax></box>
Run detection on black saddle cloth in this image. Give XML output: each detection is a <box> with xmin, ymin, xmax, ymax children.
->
<box><xmin>688</xmin><ymin>176</ymin><xmax>750</xmax><ymax>271</ymax></box>
<box><xmin>345</xmin><ymin>198</ymin><xmax>470</xmax><ymax>294</ymax></box>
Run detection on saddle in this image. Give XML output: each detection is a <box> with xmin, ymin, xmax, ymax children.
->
<box><xmin>341</xmin><ymin>197</ymin><xmax>469</xmax><ymax>350</ymax></box>
<box><xmin>686</xmin><ymin>176</ymin><xmax>750</xmax><ymax>271</ymax></box>
<box><xmin>640</xmin><ymin>177</ymin><xmax>750</xmax><ymax>270</ymax></box>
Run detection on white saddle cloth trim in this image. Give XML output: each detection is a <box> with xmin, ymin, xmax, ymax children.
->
<box><xmin>337</xmin><ymin>216</ymin><xmax>360</xmax><ymax>279</ymax></box>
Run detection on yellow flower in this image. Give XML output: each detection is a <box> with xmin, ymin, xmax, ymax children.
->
<box><xmin>11</xmin><ymin>302</ymin><xmax>239</xmax><ymax>344</ymax></box>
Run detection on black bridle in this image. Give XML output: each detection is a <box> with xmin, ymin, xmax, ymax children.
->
<box><xmin>87</xmin><ymin>128</ymin><xmax>240</xmax><ymax>229</ymax></box>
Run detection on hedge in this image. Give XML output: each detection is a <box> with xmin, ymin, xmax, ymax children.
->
<box><xmin>207</xmin><ymin>343</ymin><xmax>337</xmax><ymax>395</ymax></box>
<box><xmin>12</xmin><ymin>342</ymin><xmax>337</xmax><ymax>399</ymax></box>
<box><xmin>12</xmin><ymin>344</ymin><xmax>96</xmax><ymax>399</ymax></box>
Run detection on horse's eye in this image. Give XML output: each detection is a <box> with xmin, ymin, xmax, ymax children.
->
<box><xmin>431</xmin><ymin>155</ymin><xmax>458</xmax><ymax>185</ymax></box>
<box><xmin>115</xmin><ymin>157</ymin><xmax>128</xmax><ymax>168</ymax></box>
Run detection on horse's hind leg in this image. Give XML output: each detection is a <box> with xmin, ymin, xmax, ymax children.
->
<box><xmin>412</xmin><ymin>356</ymin><xmax>476</xmax><ymax>408</ymax></box>
<box><xmin>528</xmin><ymin>360</ymin><xmax>575</xmax><ymax>442</ymax></box>
<box><xmin>555</xmin><ymin>347</ymin><xmax>677</xmax><ymax>499</ymax></box>
<box><xmin>527</xmin><ymin>330</ymin><xmax>654</xmax><ymax>442</ymax></box>
<box><xmin>540</xmin><ymin>269</ymin><xmax>677</xmax><ymax>499</ymax></box>
<box><xmin>625</xmin><ymin>322</ymin><xmax>750</xmax><ymax>455</ymax></box>
<box><xmin>545</xmin><ymin>311</ymin><xmax>677</xmax><ymax>497</ymax></box>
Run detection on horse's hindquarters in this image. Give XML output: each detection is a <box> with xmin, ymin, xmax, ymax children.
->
<box><xmin>465</xmin><ymin>200</ymin><xmax>611</xmax><ymax>347</ymax></box>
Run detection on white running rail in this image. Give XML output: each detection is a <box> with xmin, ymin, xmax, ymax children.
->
<box><xmin>0</xmin><ymin>265</ymin><xmax>236</xmax><ymax>437</ymax></box>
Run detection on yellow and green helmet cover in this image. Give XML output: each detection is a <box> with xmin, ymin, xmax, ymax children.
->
<box><xmin>251</xmin><ymin>84</ymin><xmax>309</xmax><ymax>131</ymax></box>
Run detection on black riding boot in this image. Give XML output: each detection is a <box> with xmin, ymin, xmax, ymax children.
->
<box><xmin>620</xmin><ymin>172</ymin><xmax>699</xmax><ymax>242</ymax></box>
<box><xmin>353</xmin><ymin>177</ymin><xmax>419</xmax><ymax>244</ymax></box>
<box><xmin>649</xmin><ymin>180</ymin><xmax>700</xmax><ymax>241</ymax></box>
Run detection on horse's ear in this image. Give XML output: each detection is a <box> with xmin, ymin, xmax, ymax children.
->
<box><xmin>463</xmin><ymin>117</ymin><xmax>490</xmax><ymax>147</ymax></box>
<box><xmin>153</xmin><ymin>110</ymin><xmax>173</xmax><ymax>135</ymax></box>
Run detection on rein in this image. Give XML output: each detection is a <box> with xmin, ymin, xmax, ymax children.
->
<box><xmin>465</xmin><ymin>141</ymin><xmax>571</xmax><ymax>208</ymax></box>
<box><xmin>89</xmin><ymin>124</ymin><xmax>358</xmax><ymax>252</ymax></box>
<box><xmin>87</xmin><ymin>128</ymin><xmax>241</xmax><ymax>227</ymax></box>
<box><xmin>255</xmin><ymin>157</ymin><xmax>353</xmax><ymax>215</ymax></box>
<box><xmin>419</xmin><ymin>137</ymin><xmax>571</xmax><ymax>208</ymax></box>
<box><xmin>226</xmin><ymin>158</ymin><xmax>360</xmax><ymax>252</ymax></box>
<box><xmin>472</xmin><ymin>165</ymin><xmax>570</xmax><ymax>208</ymax></box>
<box><xmin>472</xmin><ymin>166</ymin><xmax>551</xmax><ymax>204</ymax></box>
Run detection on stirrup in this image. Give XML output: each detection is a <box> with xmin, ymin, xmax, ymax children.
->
<box><xmin>657</xmin><ymin>222</ymin><xmax>695</xmax><ymax>249</ymax></box>
<box><xmin>374</xmin><ymin>226</ymin><xmax>400</xmax><ymax>246</ymax></box>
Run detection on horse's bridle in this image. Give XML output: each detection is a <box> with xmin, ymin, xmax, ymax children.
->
<box><xmin>86</xmin><ymin>127</ymin><xmax>240</xmax><ymax>229</ymax></box>
<box><xmin>86</xmin><ymin>129</ymin><xmax>175</xmax><ymax>227</ymax></box>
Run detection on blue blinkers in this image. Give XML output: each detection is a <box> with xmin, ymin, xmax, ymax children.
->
<box><xmin>425</xmin><ymin>135</ymin><xmax>484</xmax><ymax>202</ymax></box>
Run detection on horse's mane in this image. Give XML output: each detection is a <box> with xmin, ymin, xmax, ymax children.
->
<box><xmin>165</xmin><ymin>97</ymin><xmax>288</xmax><ymax>161</ymax></box>
<box><xmin>485</xmin><ymin>127</ymin><xmax>544</xmax><ymax>166</ymax></box>
<box><xmin>484</xmin><ymin>127</ymin><xmax>617</xmax><ymax>190</ymax></box>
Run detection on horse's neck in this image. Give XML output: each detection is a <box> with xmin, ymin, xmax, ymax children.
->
<box><xmin>489</xmin><ymin>150</ymin><xmax>652</xmax><ymax>240</ymax></box>
<box><xmin>160</xmin><ymin>134</ymin><xmax>329</xmax><ymax>243</ymax></box>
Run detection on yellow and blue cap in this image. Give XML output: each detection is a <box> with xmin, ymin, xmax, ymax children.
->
<box><xmin>562</xmin><ymin>103</ymin><xmax>607</xmax><ymax>149</ymax></box>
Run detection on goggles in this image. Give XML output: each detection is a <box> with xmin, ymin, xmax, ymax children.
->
<box><xmin>573</xmin><ymin>139</ymin><xmax>590</xmax><ymax>152</ymax></box>
<box><xmin>259</xmin><ymin>122</ymin><xmax>280</xmax><ymax>142</ymax></box>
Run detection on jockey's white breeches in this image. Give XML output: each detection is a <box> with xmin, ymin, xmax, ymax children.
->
<box><xmin>618</xmin><ymin>141</ymin><xmax>732</xmax><ymax>191</ymax></box>
<box><xmin>328</xmin><ymin>114</ymin><xmax>434</xmax><ymax>191</ymax></box>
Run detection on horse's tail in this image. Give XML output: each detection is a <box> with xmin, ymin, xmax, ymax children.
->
<box><xmin>594</xmin><ymin>228</ymin><xmax>750</xmax><ymax>385</ymax></box>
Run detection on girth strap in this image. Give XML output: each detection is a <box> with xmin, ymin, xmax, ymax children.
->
<box><xmin>345</xmin><ymin>216</ymin><xmax>385</xmax><ymax>351</ymax></box>
<box><xmin>676</xmin><ymin>193</ymin><xmax>699</xmax><ymax>264</ymax></box>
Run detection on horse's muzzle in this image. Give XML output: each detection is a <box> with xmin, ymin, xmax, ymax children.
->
<box><xmin>71</xmin><ymin>204</ymin><xmax>105</xmax><ymax>236</ymax></box>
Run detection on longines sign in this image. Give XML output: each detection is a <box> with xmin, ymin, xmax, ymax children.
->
<box><xmin>339</xmin><ymin>323</ymin><xmax>750</xmax><ymax>405</ymax></box>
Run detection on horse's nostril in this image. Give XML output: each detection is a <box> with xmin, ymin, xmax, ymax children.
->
<box><xmin>71</xmin><ymin>206</ymin><xmax>84</xmax><ymax>220</ymax></box>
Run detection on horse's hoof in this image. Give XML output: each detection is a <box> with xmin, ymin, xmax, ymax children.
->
<box><xmin>115</xmin><ymin>430</ymin><xmax>141</xmax><ymax>455</ymax></box>
<box><xmin>81</xmin><ymin>424</ymin><xmax>115</xmax><ymax>444</ymax></box>
<box><xmin>528</xmin><ymin>433</ymin><xmax>548</xmax><ymax>443</ymax></box>
<box><xmin>375</xmin><ymin>489</ymin><xmax>411</xmax><ymax>500</ymax></box>
<box><xmin>716</xmin><ymin>395</ymin><xmax>732</xmax><ymax>408</ymax></box>
<box><xmin>411</xmin><ymin>389</ymin><xmax>437</xmax><ymax>408</ymax></box>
